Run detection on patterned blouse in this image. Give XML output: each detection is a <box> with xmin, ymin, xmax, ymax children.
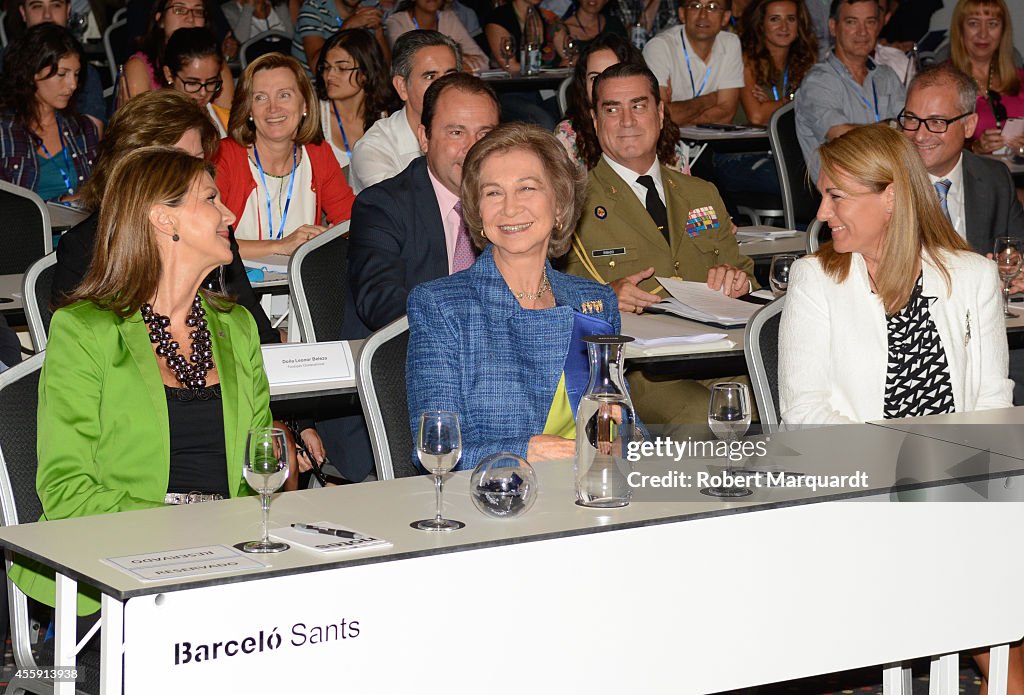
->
<box><xmin>883</xmin><ymin>274</ymin><xmax>955</xmax><ymax>419</ymax></box>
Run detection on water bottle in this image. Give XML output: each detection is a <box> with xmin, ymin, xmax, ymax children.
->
<box><xmin>521</xmin><ymin>5</ymin><xmax>543</xmax><ymax>76</ymax></box>
<box><xmin>630</xmin><ymin>22</ymin><xmax>648</xmax><ymax>49</ymax></box>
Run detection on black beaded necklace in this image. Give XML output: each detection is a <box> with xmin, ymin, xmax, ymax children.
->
<box><xmin>141</xmin><ymin>294</ymin><xmax>214</xmax><ymax>390</ymax></box>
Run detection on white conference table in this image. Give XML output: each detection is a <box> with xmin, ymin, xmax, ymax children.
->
<box><xmin>0</xmin><ymin>274</ymin><xmax>23</xmax><ymax>313</ymax></box>
<box><xmin>0</xmin><ymin>411</ymin><xmax>1022</xmax><ymax>694</ymax></box>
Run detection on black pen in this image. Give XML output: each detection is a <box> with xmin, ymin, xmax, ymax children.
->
<box><xmin>291</xmin><ymin>523</ymin><xmax>367</xmax><ymax>540</ymax></box>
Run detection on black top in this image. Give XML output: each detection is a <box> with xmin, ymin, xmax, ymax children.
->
<box><xmin>51</xmin><ymin>212</ymin><xmax>281</xmax><ymax>345</ymax></box>
<box><xmin>883</xmin><ymin>274</ymin><xmax>955</xmax><ymax>419</ymax></box>
<box><xmin>563</xmin><ymin>13</ymin><xmax>628</xmax><ymax>53</ymax></box>
<box><xmin>0</xmin><ymin>313</ymin><xmax>20</xmax><ymax>370</ymax></box>
<box><xmin>165</xmin><ymin>383</ymin><xmax>230</xmax><ymax>496</ymax></box>
<box><xmin>485</xmin><ymin>3</ymin><xmax>559</xmax><ymax>67</ymax></box>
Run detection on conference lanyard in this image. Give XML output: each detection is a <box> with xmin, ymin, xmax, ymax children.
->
<box><xmin>770</xmin><ymin>67</ymin><xmax>789</xmax><ymax>101</ymax></box>
<box><xmin>253</xmin><ymin>143</ymin><xmax>297</xmax><ymax>241</ymax></box>
<box><xmin>331</xmin><ymin>100</ymin><xmax>352</xmax><ymax>158</ymax></box>
<box><xmin>680</xmin><ymin>33</ymin><xmax>711</xmax><ymax>97</ymax></box>
<box><xmin>831</xmin><ymin>60</ymin><xmax>879</xmax><ymax>122</ymax></box>
<box><xmin>34</xmin><ymin>118</ymin><xmax>74</xmax><ymax>195</ymax></box>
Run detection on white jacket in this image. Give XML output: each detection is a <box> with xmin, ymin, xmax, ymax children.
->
<box><xmin>779</xmin><ymin>250</ymin><xmax>1013</xmax><ymax>425</ymax></box>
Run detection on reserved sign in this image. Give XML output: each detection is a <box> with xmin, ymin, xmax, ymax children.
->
<box><xmin>261</xmin><ymin>341</ymin><xmax>354</xmax><ymax>386</ymax></box>
<box><xmin>104</xmin><ymin>545</ymin><xmax>267</xmax><ymax>583</ymax></box>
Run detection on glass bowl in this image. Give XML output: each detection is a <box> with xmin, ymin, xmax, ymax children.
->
<box><xmin>470</xmin><ymin>453</ymin><xmax>538</xmax><ymax>518</ymax></box>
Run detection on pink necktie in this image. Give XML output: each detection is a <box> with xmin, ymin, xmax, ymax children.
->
<box><xmin>451</xmin><ymin>201</ymin><xmax>477</xmax><ymax>273</ymax></box>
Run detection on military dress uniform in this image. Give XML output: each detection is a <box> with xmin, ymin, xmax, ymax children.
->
<box><xmin>565</xmin><ymin>158</ymin><xmax>758</xmax><ymax>427</ymax></box>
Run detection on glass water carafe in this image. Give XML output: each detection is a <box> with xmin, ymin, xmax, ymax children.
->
<box><xmin>574</xmin><ymin>335</ymin><xmax>637</xmax><ymax>508</ymax></box>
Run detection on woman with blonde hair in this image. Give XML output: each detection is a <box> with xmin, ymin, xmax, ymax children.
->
<box><xmin>779</xmin><ymin>124</ymin><xmax>1013</xmax><ymax>425</ymax></box>
<box><xmin>949</xmin><ymin>0</ymin><xmax>1024</xmax><ymax>154</ymax></box>
<box><xmin>406</xmin><ymin>123</ymin><xmax>621</xmax><ymax>470</ymax></box>
<box><xmin>213</xmin><ymin>53</ymin><xmax>355</xmax><ymax>259</ymax></box>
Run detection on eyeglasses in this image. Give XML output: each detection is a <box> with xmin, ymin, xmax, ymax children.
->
<box><xmin>896</xmin><ymin>109</ymin><xmax>972</xmax><ymax>133</ymax></box>
<box><xmin>684</xmin><ymin>1</ymin><xmax>725</xmax><ymax>13</ymax></box>
<box><xmin>988</xmin><ymin>90</ymin><xmax>1007</xmax><ymax>126</ymax></box>
<box><xmin>167</xmin><ymin>4</ymin><xmax>206</xmax><ymax>19</ymax></box>
<box><xmin>177</xmin><ymin>76</ymin><xmax>223</xmax><ymax>93</ymax></box>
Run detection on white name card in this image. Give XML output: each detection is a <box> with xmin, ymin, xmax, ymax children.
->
<box><xmin>103</xmin><ymin>545</ymin><xmax>267</xmax><ymax>583</ymax></box>
<box><xmin>261</xmin><ymin>341</ymin><xmax>354</xmax><ymax>387</ymax></box>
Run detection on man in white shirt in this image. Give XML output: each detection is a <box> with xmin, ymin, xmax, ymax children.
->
<box><xmin>642</xmin><ymin>0</ymin><xmax>744</xmax><ymax>125</ymax></box>
<box><xmin>872</xmin><ymin>0</ymin><xmax>914</xmax><ymax>85</ymax></box>
<box><xmin>348</xmin><ymin>30</ymin><xmax>460</xmax><ymax>193</ymax></box>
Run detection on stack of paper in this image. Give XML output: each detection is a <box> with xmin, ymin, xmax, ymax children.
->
<box><xmin>243</xmin><ymin>254</ymin><xmax>290</xmax><ymax>274</ymax></box>
<box><xmin>735</xmin><ymin>226</ymin><xmax>799</xmax><ymax>241</ymax></box>
<box><xmin>655</xmin><ymin>277</ymin><xmax>762</xmax><ymax>326</ymax></box>
<box><xmin>621</xmin><ymin>312</ymin><xmax>727</xmax><ymax>347</ymax></box>
<box><xmin>271</xmin><ymin>522</ymin><xmax>391</xmax><ymax>553</ymax></box>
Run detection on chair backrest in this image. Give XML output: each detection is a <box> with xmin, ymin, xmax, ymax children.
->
<box><xmin>557</xmin><ymin>75</ymin><xmax>571</xmax><ymax>116</ymax></box>
<box><xmin>103</xmin><ymin>18</ymin><xmax>131</xmax><ymax>84</ymax></box>
<box><xmin>357</xmin><ymin>316</ymin><xmax>416</xmax><ymax>480</ymax></box>
<box><xmin>805</xmin><ymin>217</ymin><xmax>826</xmax><ymax>254</ymax></box>
<box><xmin>288</xmin><ymin>221</ymin><xmax>349</xmax><ymax>343</ymax></box>
<box><xmin>743</xmin><ymin>296</ymin><xmax>785</xmax><ymax>428</ymax></box>
<box><xmin>0</xmin><ymin>181</ymin><xmax>51</xmax><ymax>276</ymax></box>
<box><xmin>23</xmin><ymin>253</ymin><xmax>57</xmax><ymax>353</ymax></box>
<box><xmin>0</xmin><ymin>354</ymin><xmax>45</xmax><ymax>675</ymax></box>
<box><xmin>769</xmin><ymin>102</ymin><xmax>821</xmax><ymax>230</ymax></box>
<box><xmin>0</xmin><ymin>11</ymin><xmax>8</xmax><ymax>48</ymax></box>
<box><xmin>240</xmin><ymin>31</ymin><xmax>293</xmax><ymax>70</ymax></box>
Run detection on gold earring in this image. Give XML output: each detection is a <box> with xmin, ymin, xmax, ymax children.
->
<box><xmin>481</xmin><ymin>229</ymin><xmax>487</xmax><ymax>240</ymax></box>
<box><xmin>555</xmin><ymin>220</ymin><xmax>563</xmax><ymax>232</ymax></box>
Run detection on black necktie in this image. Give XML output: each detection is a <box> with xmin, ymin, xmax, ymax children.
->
<box><xmin>636</xmin><ymin>175</ymin><xmax>669</xmax><ymax>244</ymax></box>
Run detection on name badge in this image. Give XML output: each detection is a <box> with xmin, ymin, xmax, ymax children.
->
<box><xmin>592</xmin><ymin>247</ymin><xmax>626</xmax><ymax>257</ymax></box>
<box><xmin>261</xmin><ymin>341</ymin><xmax>354</xmax><ymax>390</ymax></box>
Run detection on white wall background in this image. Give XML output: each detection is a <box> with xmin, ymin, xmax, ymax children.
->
<box><xmin>928</xmin><ymin>1</ymin><xmax>1024</xmax><ymax>57</ymax></box>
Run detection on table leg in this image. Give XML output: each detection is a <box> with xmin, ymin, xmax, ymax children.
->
<box><xmin>988</xmin><ymin>644</ymin><xmax>1010</xmax><ymax>695</ymax></box>
<box><xmin>882</xmin><ymin>662</ymin><xmax>911</xmax><ymax>695</ymax></box>
<box><xmin>54</xmin><ymin>572</ymin><xmax>77</xmax><ymax>695</ymax></box>
<box><xmin>100</xmin><ymin>594</ymin><xmax>124</xmax><ymax>695</ymax></box>
<box><xmin>930</xmin><ymin>653</ymin><xmax>959</xmax><ymax>695</ymax></box>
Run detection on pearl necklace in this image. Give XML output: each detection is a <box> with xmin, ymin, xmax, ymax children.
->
<box><xmin>510</xmin><ymin>270</ymin><xmax>551</xmax><ymax>301</ymax></box>
<box><xmin>142</xmin><ymin>294</ymin><xmax>214</xmax><ymax>390</ymax></box>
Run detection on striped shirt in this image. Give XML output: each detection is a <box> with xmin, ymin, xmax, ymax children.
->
<box><xmin>292</xmin><ymin>0</ymin><xmax>344</xmax><ymax>68</ymax></box>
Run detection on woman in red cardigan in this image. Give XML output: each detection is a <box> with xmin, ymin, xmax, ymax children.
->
<box><xmin>213</xmin><ymin>53</ymin><xmax>355</xmax><ymax>259</ymax></box>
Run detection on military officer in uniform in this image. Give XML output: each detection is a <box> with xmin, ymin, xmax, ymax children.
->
<box><xmin>565</xmin><ymin>61</ymin><xmax>757</xmax><ymax>427</ymax></box>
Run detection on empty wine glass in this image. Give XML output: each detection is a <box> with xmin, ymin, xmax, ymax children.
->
<box><xmin>562</xmin><ymin>35</ymin><xmax>579</xmax><ymax>66</ymax></box>
<box><xmin>412</xmin><ymin>411</ymin><xmax>466</xmax><ymax>531</ymax></box>
<box><xmin>993</xmin><ymin>236</ymin><xmax>1023</xmax><ymax>318</ymax></box>
<box><xmin>499</xmin><ymin>35</ymin><xmax>516</xmax><ymax>72</ymax></box>
<box><xmin>769</xmin><ymin>254</ymin><xmax>798</xmax><ymax>297</ymax></box>
<box><xmin>242</xmin><ymin>427</ymin><xmax>291</xmax><ymax>553</ymax></box>
<box><xmin>701</xmin><ymin>382</ymin><xmax>753</xmax><ymax>498</ymax></box>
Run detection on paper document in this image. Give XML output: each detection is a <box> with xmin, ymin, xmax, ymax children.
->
<box><xmin>262</xmin><ymin>341</ymin><xmax>354</xmax><ymax>386</ymax></box>
<box><xmin>735</xmin><ymin>226</ymin><xmax>799</xmax><ymax>241</ymax></box>
<box><xmin>104</xmin><ymin>545</ymin><xmax>267</xmax><ymax>583</ymax></box>
<box><xmin>1001</xmin><ymin>118</ymin><xmax>1024</xmax><ymax>142</ymax></box>
<box><xmin>271</xmin><ymin>522</ymin><xmax>392</xmax><ymax>554</ymax></box>
<box><xmin>621</xmin><ymin>312</ymin><xmax>727</xmax><ymax>346</ymax></box>
<box><xmin>243</xmin><ymin>254</ymin><xmax>289</xmax><ymax>274</ymax></box>
<box><xmin>655</xmin><ymin>277</ymin><xmax>762</xmax><ymax>326</ymax></box>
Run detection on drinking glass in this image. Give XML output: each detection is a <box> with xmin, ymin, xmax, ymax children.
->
<box><xmin>769</xmin><ymin>254</ymin><xmax>798</xmax><ymax>297</ymax></box>
<box><xmin>993</xmin><ymin>236</ymin><xmax>1023</xmax><ymax>318</ymax></box>
<box><xmin>241</xmin><ymin>427</ymin><xmax>291</xmax><ymax>553</ymax></box>
<box><xmin>562</xmin><ymin>35</ymin><xmax>579</xmax><ymax>66</ymax></box>
<box><xmin>412</xmin><ymin>411</ymin><xmax>466</xmax><ymax>531</ymax></box>
<box><xmin>500</xmin><ymin>36</ymin><xmax>516</xmax><ymax>71</ymax></box>
<box><xmin>701</xmin><ymin>382</ymin><xmax>753</xmax><ymax>498</ymax></box>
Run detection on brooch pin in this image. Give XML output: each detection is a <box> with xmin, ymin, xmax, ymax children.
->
<box><xmin>594</xmin><ymin>206</ymin><xmax>607</xmax><ymax>220</ymax></box>
<box><xmin>581</xmin><ymin>300</ymin><xmax>604</xmax><ymax>314</ymax></box>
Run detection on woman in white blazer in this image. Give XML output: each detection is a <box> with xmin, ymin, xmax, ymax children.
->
<box><xmin>779</xmin><ymin>124</ymin><xmax>1014</xmax><ymax>426</ymax></box>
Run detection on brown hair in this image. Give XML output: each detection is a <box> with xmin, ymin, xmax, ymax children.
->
<box><xmin>815</xmin><ymin>124</ymin><xmax>971</xmax><ymax>315</ymax></box>
<box><xmin>68</xmin><ymin>147</ymin><xmax>224</xmax><ymax>317</ymax></box>
<box><xmin>741</xmin><ymin>0</ymin><xmax>818</xmax><ymax>95</ymax></box>
<box><xmin>80</xmin><ymin>90</ymin><xmax>218</xmax><ymax>212</ymax></box>
<box><xmin>227</xmin><ymin>53</ymin><xmax>322</xmax><ymax>147</ymax></box>
<box><xmin>460</xmin><ymin>123</ymin><xmax>585</xmax><ymax>258</ymax></box>
<box><xmin>949</xmin><ymin>0</ymin><xmax>1019</xmax><ymax>96</ymax></box>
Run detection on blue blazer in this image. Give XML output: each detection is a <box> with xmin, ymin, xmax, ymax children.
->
<box><xmin>406</xmin><ymin>247</ymin><xmax>620</xmax><ymax>471</ymax></box>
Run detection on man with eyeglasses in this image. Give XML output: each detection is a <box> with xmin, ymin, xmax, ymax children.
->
<box><xmin>0</xmin><ymin>0</ymin><xmax>106</xmax><ymax>127</ymax></box>
<box><xmin>641</xmin><ymin>0</ymin><xmax>743</xmax><ymax>125</ymax></box>
<box><xmin>795</xmin><ymin>0</ymin><xmax>905</xmax><ymax>180</ymax></box>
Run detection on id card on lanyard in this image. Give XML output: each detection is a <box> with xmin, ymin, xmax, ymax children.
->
<box><xmin>680</xmin><ymin>32</ymin><xmax>711</xmax><ymax>97</ymax></box>
<box><xmin>831</xmin><ymin>60</ymin><xmax>880</xmax><ymax>123</ymax></box>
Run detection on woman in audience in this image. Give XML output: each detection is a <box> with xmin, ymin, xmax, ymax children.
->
<box><xmin>222</xmin><ymin>0</ymin><xmax>294</xmax><ymax>43</ymax></box>
<box><xmin>314</xmin><ymin>29</ymin><xmax>397</xmax><ymax>171</ymax></box>
<box><xmin>0</xmin><ymin>24</ymin><xmax>100</xmax><ymax>201</ymax></box>
<box><xmin>214</xmin><ymin>53</ymin><xmax>356</xmax><ymax>259</ymax></box>
<box><xmin>561</xmin><ymin>0</ymin><xmax>627</xmax><ymax>53</ymax></box>
<box><xmin>949</xmin><ymin>0</ymin><xmax>1024</xmax><ymax>155</ymax></box>
<box><xmin>385</xmin><ymin>0</ymin><xmax>487</xmax><ymax>71</ymax></box>
<box><xmin>780</xmin><ymin>124</ymin><xmax>1013</xmax><ymax>426</ymax></box>
<box><xmin>122</xmin><ymin>0</ymin><xmax>234</xmax><ymax>111</ymax></box>
<box><xmin>10</xmin><ymin>146</ymin><xmax>279</xmax><ymax>616</ymax></box>
<box><xmin>291</xmin><ymin>0</ymin><xmax>389</xmax><ymax>69</ymax></box>
<box><xmin>162</xmin><ymin>27</ymin><xmax>231</xmax><ymax>138</ymax></box>
<box><xmin>407</xmin><ymin>123</ymin><xmax>619</xmax><ymax>470</ymax></box>
<box><xmin>739</xmin><ymin>0</ymin><xmax>817</xmax><ymax>126</ymax></box>
<box><xmin>555</xmin><ymin>34</ymin><xmax>681</xmax><ymax>170</ymax></box>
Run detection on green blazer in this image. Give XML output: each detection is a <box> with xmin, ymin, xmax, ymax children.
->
<box><xmin>566</xmin><ymin>158</ymin><xmax>757</xmax><ymax>293</ymax></box>
<box><xmin>10</xmin><ymin>297</ymin><xmax>272</xmax><ymax>614</ymax></box>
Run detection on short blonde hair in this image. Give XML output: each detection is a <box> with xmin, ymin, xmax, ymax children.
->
<box><xmin>460</xmin><ymin>123</ymin><xmax>585</xmax><ymax>258</ymax></box>
<box><xmin>227</xmin><ymin>53</ymin><xmax>322</xmax><ymax>147</ymax></box>
<box><xmin>816</xmin><ymin>124</ymin><xmax>971</xmax><ymax>315</ymax></box>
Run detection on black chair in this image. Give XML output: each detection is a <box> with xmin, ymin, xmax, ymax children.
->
<box><xmin>0</xmin><ymin>181</ymin><xmax>51</xmax><ymax>276</ymax></box>
<box><xmin>240</xmin><ymin>31</ymin><xmax>293</xmax><ymax>70</ymax></box>
<box><xmin>102</xmin><ymin>17</ymin><xmax>132</xmax><ymax>85</ymax></box>
<box><xmin>23</xmin><ymin>252</ymin><xmax>56</xmax><ymax>353</ymax></box>
<box><xmin>356</xmin><ymin>317</ymin><xmax>416</xmax><ymax>480</ymax></box>
<box><xmin>288</xmin><ymin>222</ymin><xmax>349</xmax><ymax>343</ymax></box>
<box><xmin>743</xmin><ymin>296</ymin><xmax>786</xmax><ymax>428</ymax></box>
<box><xmin>769</xmin><ymin>102</ymin><xmax>821</xmax><ymax>230</ymax></box>
<box><xmin>0</xmin><ymin>355</ymin><xmax>101</xmax><ymax>695</ymax></box>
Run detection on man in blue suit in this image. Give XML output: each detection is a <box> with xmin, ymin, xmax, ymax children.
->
<box><xmin>344</xmin><ymin>72</ymin><xmax>501</xmax><ymax>337</ymax></box>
